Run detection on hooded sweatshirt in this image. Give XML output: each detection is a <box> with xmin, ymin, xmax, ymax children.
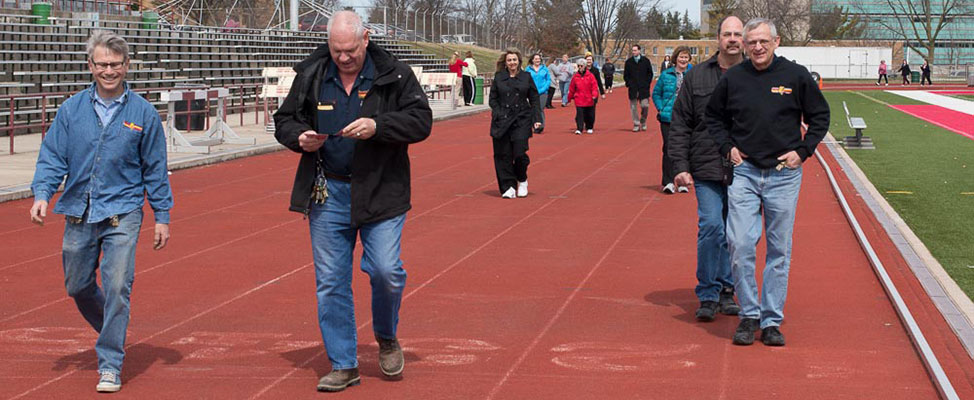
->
<box><xmin>705</xmin><ymin>55</ymin><xmax>830</xmax><ymax>169</ymax></box>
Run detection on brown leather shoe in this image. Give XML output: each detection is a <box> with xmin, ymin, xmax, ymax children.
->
<box><xmin>376</xmin><ymin>335</ymin><xmax>404</xmax><ymax>378</ymax></box>
<box><xmin>316</xmin><ymin>368</ymin><xmax>360</xmax><ymax>392</ymax></box>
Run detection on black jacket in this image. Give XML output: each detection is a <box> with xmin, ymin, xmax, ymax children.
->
<box><xmin>489</xmin><ymin>69</ymin><xmax>540</xmax><ymax>140</ymax></box>
<box><xmin>601</xmin><ymin>63</ymin><xmax>616</xmax><ymax>80</ymax></box>
<box><xmin>624</xmin><ymin>56</ymin><xmax>654</xmax><ymax>99</ymax></box>
<box><xmin>589</xmin><ymin>66</ymin><xmax>605</xmax><ymax>95</ymax></box>
<box><xmin>274</xmin><ymin>42</ymin><xmax>432</xmax><ymax>226</ymax></box>
<box><xmin>669</xmin><ymin>53</ymin><xmax>731</xmax><ymax>182</ymax></box>
<box><xmin>706</xmin><ymin>55</ymin><xmax>830</xmax><ymax>169</ymax></box>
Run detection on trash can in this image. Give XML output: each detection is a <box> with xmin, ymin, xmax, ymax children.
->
<box><xmin>30</xmin><ymin>2</ymin><xmax>52</xmax><ymax>25</ymax></box>
<box><xmin>141</xmin><ymin>11</ymin><xmax>159</xmax><ymax>30</ymax></box>
<box><xmin>910</xmin><ymin>71</ymin><xmax>920</xmax><ymax>83</ymax></box>
<box><xmin>473</xmin><ymin>77</ymin><xmax>484</xmax><ymax>105</ymax></box>
<box><xmin>174</xmin><ymin>99</ymin><xmax>206</xmax><ymax>130</ymax></box>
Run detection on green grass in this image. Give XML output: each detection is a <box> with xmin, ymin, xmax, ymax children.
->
<box><xmin>825</xmin><ymin>91</ymin><xmax>974</xmax><ymax>299</ymax></box>
<box><xmin>947</xmin><ymin>94</ymin><xmax>974</xmax><ymax>101</ymax></box>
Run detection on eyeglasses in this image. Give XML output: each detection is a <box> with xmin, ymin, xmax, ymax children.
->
<box><xmin>91</xmin><ymin>61</ymin><xmax>125</xmax><ymax>71</ymax></box>
<box><xmin>745</xmin><ymin>39</ymin><xmax>773</xmax><ymax>49</ymax></box>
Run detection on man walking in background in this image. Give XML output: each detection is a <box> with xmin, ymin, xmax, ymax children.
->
<box><xmin>557</xmin><ymin>53</ymin><xmax>573</xmax><ymax>106</ymax></box>
<box><xmin>624</xmin><ymin>44</ymin><xmax>654</xmax><ymax>132</ymax></box>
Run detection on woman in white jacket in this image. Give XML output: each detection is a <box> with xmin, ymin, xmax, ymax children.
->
<box><xmin>462</xmin><ymin>51</ymin><xmax>478</xmax><ymax>105</ymax></box>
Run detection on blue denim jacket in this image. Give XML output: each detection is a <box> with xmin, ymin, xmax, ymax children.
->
<box><xmin>32</xmin><ymin>83</ymin><xmax>173</xmax><ymax>224</ymax></box>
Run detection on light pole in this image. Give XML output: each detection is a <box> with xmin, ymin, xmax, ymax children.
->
<box><xmin>415</xmin><ymin>9</ymin><xmax>421</xmax><ymax>41</ymax></box>
<box><xmin>421</xmin><ymin>9</ymin><xmax>428</xmax><ymax>41</ymax></box>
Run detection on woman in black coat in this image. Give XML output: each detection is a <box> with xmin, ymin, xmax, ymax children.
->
<box><xmin>489</xmin><ymin>48</ymin><xmax>541</xmax><ymax>199</ymax></box>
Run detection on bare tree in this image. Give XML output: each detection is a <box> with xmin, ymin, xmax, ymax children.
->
<box><xmin>706</xmin><ymin>0</ymin><xmax>739</xmax><ymax>36</ymax></box>
<box><xmin>808</xmin><ymin>5</ymin><xmax>865</xmax><ymax>40</ymax></box>
<box><xmin>608</xmin><ymin>1</ymin><xmax>645</xmax><ymax>62</ymax></box>
<box><xmin>578</xmin><ymin>0</ymin><xmax>660</xmax><ymax>58</ymax></box>
<box><xmin>849</xmin><ymin>0</ymin><xmax>972</xmax><ymax>64</ymax></box>
<box><xmin>524</xmin><ymin>0</ymin><xmax>583</xmax><ymax>56</ymax></box>
<box><xmin>737</xmin><ymin>0</ymin><xmax>812</xmax><ymax>45</ymax></box>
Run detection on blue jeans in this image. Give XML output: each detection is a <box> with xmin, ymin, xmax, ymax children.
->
<box><xmin>308</xmin><ymin>179</ymin><xmax>407</xmax><ymax>370</ymax></box>
<box><xmin>726</xmin><ymin>162</ymin><xmax>802</xmax><ymax>328</ymax></box>
<box><xmin>693</xmin><ymin>180</ymin><xmax>733</xmax><ymax>302</ymax></box>
<box><xmin>560</xmin><ymin>81</ymin><xmax>570</xmax><ymax>104</ymax></box>
<box><xmin>62</xmin><ymin>208</ymin><xmax>142</xmax><ymax>375</ymax></box>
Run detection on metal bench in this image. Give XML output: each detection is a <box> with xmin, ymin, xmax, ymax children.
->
<box><xmin>842</xmin><ymin>101</ymin><xmax>874</xmax><ymax>150</ymax></box>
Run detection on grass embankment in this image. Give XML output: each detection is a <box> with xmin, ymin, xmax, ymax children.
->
<box><xmin>824</xmin><ymin>91</ymin><xmax>974</xmax><ymax>299</ymax></box>
<box><xmin>406</xmin><ymin>41</ymin><xmax>502</xmax><ymax>72</ymax></box>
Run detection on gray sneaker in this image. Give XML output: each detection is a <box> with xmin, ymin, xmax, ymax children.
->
<box><xmin>95</xmin><ymin>371</ymin><xmax>121</xmax><ymax>393</ymax></box>
<box><xmin>377</xmin><ymin>335</ymin><xmax>404</xmax><ymax>378</ymax></box>
<box><xmin>317</xmin><ymin>368</ymin><xmax>361</xmax><ymax>392</ymax></box>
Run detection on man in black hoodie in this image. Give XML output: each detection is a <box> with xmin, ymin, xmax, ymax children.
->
<box><xmin>705</xmin><ymin>18</ymin><xmax>829</xmax><ymax>348</ymax></box>
<box><xmin>274</xmin><ymin>11</ymin><xmax>432</xmax><ymax>392</ymax></box>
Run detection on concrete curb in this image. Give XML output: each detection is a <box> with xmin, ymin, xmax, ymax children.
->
<box><xmin>824</xmin><ymin>133</ymin><xmax>974</xmax><ymax>357</ymax></box>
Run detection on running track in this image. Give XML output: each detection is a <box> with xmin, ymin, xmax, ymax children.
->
<box><xmin>2</xmin><ymin>93</ymin><xmax>973</xmax><ymax>399</ymax></box>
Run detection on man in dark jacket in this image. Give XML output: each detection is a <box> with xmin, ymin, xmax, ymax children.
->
<box><xmin>273</xmin><ymin>11</ymin><xmax>432</xmax><ymax>392</ymax></box>
<box><xmin>624</xmin><ymin>44</ymin><xmax>654</xmax><ymax>131</ymax></box>
<box><xmin>706</xmin><ymin>18</ymin><xmax>829</xmax><ymax>348</ymax></box>
<box><xmin>669</xmin><ymin>16</ymin><xmax>745</xmax><ymax>323</ymax></box>
<box><xmin>601</xmin><ymin>61</ymin><xmax>616</xmax><ymax>93</ymax></box>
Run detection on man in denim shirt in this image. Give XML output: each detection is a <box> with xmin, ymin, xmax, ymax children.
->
<box><xmin>29</xmin><ymin>30</ymin><xmax>173</xmax><ymax>393</ymax></box>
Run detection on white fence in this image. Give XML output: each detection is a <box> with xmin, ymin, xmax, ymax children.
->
<box><xmin>776</xmin><ymin>47</ymin><xmax>893</xmax><ymax>79</ymax></box>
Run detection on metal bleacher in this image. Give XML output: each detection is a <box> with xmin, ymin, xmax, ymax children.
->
<box><xmin>0</xmin><ymin>6</ymin><xmax>448</xmax><ymax>137</ymax></box>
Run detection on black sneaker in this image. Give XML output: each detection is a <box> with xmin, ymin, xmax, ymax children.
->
<box><xmin>761</xmin><ymin>326</ymin><xmax>785</xmax><ymax>346</ymax></box>
<box><xmin>732</xmin><ymin>318</ymin><xmax>760</xmax><ymax>345</ymax></box>
<box><xmin>718</xmin><ymin>287</ymin><xmax>741</xmax><ymax>315</ymax></box>
<box><xmin>317</xmin><ymin>368</ymin><xmax>361</xmax><ymax>392</ymax></box>
<box><xmin>695</xmin><ymin>301</ymin><xmax>719</xmax><ymax>322</ymax></box>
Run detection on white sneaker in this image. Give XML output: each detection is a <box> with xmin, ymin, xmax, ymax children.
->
<box><xmin>677</xmin><ymin>185</ymin><xmax>689</xmax><ymax>193</ymax></box>
<box><xmin>641</xmin><ymin>123</ymin><xmax>648</xmax><ymax>131</ymax></box>
<box><xmin>632</xmin><ymin>125</ymin><xmax>639</xmax><ymax>132</ymax></box>
<box><xmin>501</xmin><ymin>187</ymin><xmax>516</xmax><ymax>199</ymax></box>
<box><xmin>96</xmin><ymin>371</ymin><xmax>121</xmax><ymax>393</ymax></box>
<box><xmin>662</xmin><ymin>183</ymin><xmax>676</xmax><ymax>194</ymax></box>
<box><xmin>586</xmin><ymin>129</ymin><xmax>593</xmax><ymax>134</ymax></box>
<box><xmin>574</xmin><ymin>130</ymin><xmax>581</xmax><ymax>135</ymax></box>
<box><xmin>517</xmin><ymin>181</ymin><xmax>528</xmax><ymax>197</ymax></box>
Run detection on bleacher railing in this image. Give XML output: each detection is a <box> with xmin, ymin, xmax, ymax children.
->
<box><xmin>1</xmin><ymin>84</ymin><xmax>278</xmax><ymax>154</ymax></box>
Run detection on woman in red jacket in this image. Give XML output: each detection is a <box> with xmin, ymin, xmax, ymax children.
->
<box><xmin>448</xmin><ymin>52</ymin><xmax>467</xmax><ymax>107</ymax></box>
<box><xmin>567</xmin><ymin>58</ymin><xmax>600</xmax><ymax>134</ymax></box>
<box><xmin>448</xmin><ymin>51</ymin><xmax>466</xmax><ymax>77</ymax></box>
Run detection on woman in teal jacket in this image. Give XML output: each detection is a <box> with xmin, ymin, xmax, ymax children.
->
<box><xmin>527</xmin><ymin>53</ymin><xmax>551</xmax><ymax>133</ymax></box>
<box><xmin>652</xmin><ymin>46</ymin><xmax>692</xmax><ymax>194</ymax></box>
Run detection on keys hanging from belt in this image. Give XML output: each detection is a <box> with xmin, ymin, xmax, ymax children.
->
<box><xmin>312</xmin><ymin>173</ymin><xmax>328</xmax><ymax>204</ymax></box>
<box><xmin>109</xmin><ymin>215</ymin><xmax>120</xmax><ymax>227</ymax></box>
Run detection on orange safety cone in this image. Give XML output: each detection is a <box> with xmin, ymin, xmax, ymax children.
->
<box><xmin>818</xmin><ymin>76</ymin><xmax>824</xmax><ymax>90</ymax></box>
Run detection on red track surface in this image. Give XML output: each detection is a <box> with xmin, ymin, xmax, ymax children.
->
<box><xmin>822</xmin><ymin>83</ymin><xmax>969</xmax><ymax>91</ymax></box>
<box><xmin>889</xmin><ymin>105</ymin><xmax>974</xmax><ymax>140</ymax></box>
<box><xmin>2</xmin><ymin>93</ymin><xmax>973</xmax><ymax>399</ymax></box>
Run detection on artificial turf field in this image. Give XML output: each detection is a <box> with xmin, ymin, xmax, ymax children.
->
<box><xmin>824</xmin><ymin>90</ymin><xmax>974</xmax><ymax>299</ymax></box>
